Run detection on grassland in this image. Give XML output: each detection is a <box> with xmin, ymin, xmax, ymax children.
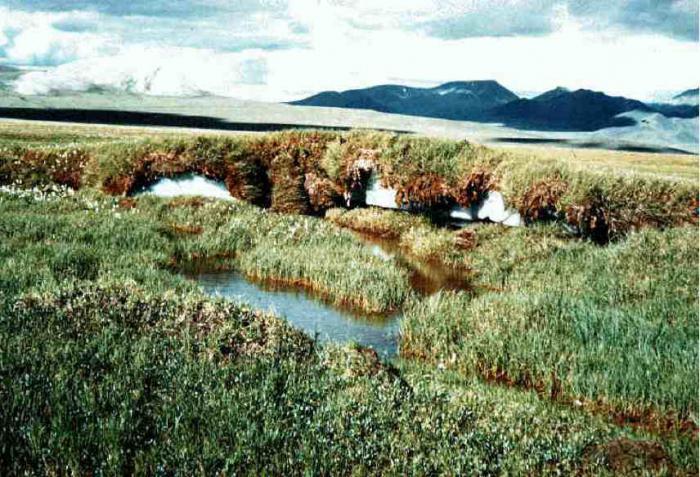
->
<box><xmin>0</xmin><ymin>120</ymin><xmax>697</xmax><ymax>475</ymax></box>
<box><xmin>402</xmin><ymin>224</ymin><xmax>698</xmax><ymax>427</ymax></box>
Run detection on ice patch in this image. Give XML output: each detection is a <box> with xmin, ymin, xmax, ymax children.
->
<box><xmin>450</xmin><ymin>191</ymin><xmax>521</xmax><ymax>227</ymax></box>
<box><xmin>365</xmin><ymin>171</ymin><xmax>399</xmax><ymax>209</ymax></box>
<box><xmin>449</xmin><ymin>206</ymin><xmax>476</xmax><ymax>221</ymax></box>
<box><xmin>139</xmin><ymin>174</ymin><xmax>233</xmax><ymax>200</ymax></box>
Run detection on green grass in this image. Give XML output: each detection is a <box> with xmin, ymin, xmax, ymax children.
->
<box><xmin>2</xmin><ymin>282</ymin><xmax>694</xmax><ymax>474</ymax></box>
<box><xmin>401</xmin><ymin>224</ymin><xmax>699</xmax><ymax>426</ymax></box>
<box><xmin>325</xmin><ymin>206</ymin><xmax>428</xmax><ymax>239</ymax></box>
<box><xmin>326</xmin><ymin>207</ymin><xmax>472</xmax><ymax>270</ymax></box>
<box><xmin>0</xmin><ymin>188</ymin><xmax>411</xmax><ymax>315</ymax></box>
<box><xmin>0</xmin><ymin>124</ymin><xmax>697</xmax><ymax>474</ymax></box>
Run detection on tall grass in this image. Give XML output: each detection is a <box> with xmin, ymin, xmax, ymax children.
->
<box><xmin>401</xmin><ymin>224</ymin><xmax>699</xmax><ymax>426</ymax></box>
<box><xmin>2</xmin><ymin>129</ymin><xmax>695</xmax><ymax>242</ymax></box>
<box><xmin>2</xmin><ymin>281</ymin><xmax>694</xmax><ymax>474</ymax></box>
<box><xmin>0</xmin><ymin>188</ymin><xmax>412</xmax><ymax>315</ymax></box>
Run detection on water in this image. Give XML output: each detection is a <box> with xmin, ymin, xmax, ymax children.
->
<box><xmin>355</xmin><ymin>233</ymin><xmax>472</xmax><ymax>296</ymax></box>
<box><xmin>191</xmin><ymin>270</ymin><xmax>401</xmax><ymax>357</ymax></box>
<box><xmin>141</xmin><ymin>174</ymin><xmax>471</xmax><ymax>357</ymax></box>
<box><xmin>186</xmin><ymin>234</ymin><xmax>471</xmax><ymax>358</ymax></box>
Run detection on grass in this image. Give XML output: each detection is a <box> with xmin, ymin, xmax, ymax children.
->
<box><xmin>1</xmin><ymin>127</ymin><xmax>695</xmax><ymax>243</ymax></box>
<box><xmin>0</xmin><ymin>187</ymin><xmax>410</xmax><ymax>315</ymax></box>
<box><xmin>326</xmin><ymin>207</ymin><xmax>472</xmax><ymax>270</ymax></box>
<box><xmin>2</xmin><ymin>281</ymin><xmax>695</xmax><ymax>474</ymax></box>
<box><xmin>499</xmin><ymin>144</ymin><xmax>699</xmax><ymax>182</ymax></box>
<box><xmin>325</xmin><ymin>206</ymin><xmax>427</xmax><ymax>239</ymax></box>
<box><xmin>0</xmin><ymin>122</ymin><xmax>697</xmax><ymax>474</ymax></box>
<box><xmin>401</xmin><ymin>224</ymin><xmax>699</xmax><ymax>429</ymax></box>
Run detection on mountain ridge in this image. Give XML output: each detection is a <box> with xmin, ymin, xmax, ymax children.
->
<box><xmin>292</xmin><ymin>82</ymin><xmax>698</xmax><ymax>131</ymax></box>
<box><xmin>291</xmin><ymin>80</ymin><xmax>519</xmax><ymax>121</ymax></box>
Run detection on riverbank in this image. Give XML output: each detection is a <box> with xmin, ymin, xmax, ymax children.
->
<box><xmin>0</xmin><ymin>124</ymin><xmax>697</xmax><ymax>474</ymax></box>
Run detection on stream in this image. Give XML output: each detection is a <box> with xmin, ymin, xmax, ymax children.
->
<box><xmin>185</xmin><ymin>233</ymin><xmax>471</xmax><ymax>358</ymax></box>
<box><xmin>141</xmin><ymin>174</ymin><xmax>472</xmax><ymax>357</ymax></box>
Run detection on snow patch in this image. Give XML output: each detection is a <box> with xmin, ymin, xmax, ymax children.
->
<box><xmin>363</xmin><ymin>172</ymin><xmax>522</xmax><ymax>226</ymax></box>
<box><xmin>588</xmin><ymin>110</ymin><xmax>699</xmax><ymax>154</ymax></box>
<box><xmin>138</xmin><ymin>174</ymin><xmax>233</xmax><ymax>200</ymax></box>
<box><xmin>365</xmin><ymin>171</ymin><xmax>399</xmax><ymax>209</ymax></box>
<box><xmin>450</xmin><ymin>191</ymin><xmax>521</xmax><ymax>227</ymax></box>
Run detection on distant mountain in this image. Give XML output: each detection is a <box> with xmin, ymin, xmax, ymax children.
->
<box><xmin>290</xmin><ymin>80</ymin><xmax>519</xmax><ymax>121</ymax></box>
<box><xmin>291</xmin><ymin>82</ymin><xmax>691</xmax><ymax>131</ymax></box>
<box><xmin>671</xmin><ymin>88</ymin><xmax>699</xmax><ymax>105</ymax></box>
<box><xmin>530</xmin><ymin>86</ymin><xmax>570</xmax><ymax>102</ymax></box>
<box><xmin>485</xmin><ymin>88</ymin><xmax>654</xmax><ymax>131</ymax></box>
<box><xmin>645</xmin><ymin>102</ymin><xmax>698</xmax><ymax>119</ymax></box>
<box><xmin>644</xmin><ymin>88</ymin><xmax>698</xmax><ymax>119</ymax></box>
<box><xmin>673</xmin><ymin>88</ymin><xmax>700</xmax><ymax>103</ymax></box>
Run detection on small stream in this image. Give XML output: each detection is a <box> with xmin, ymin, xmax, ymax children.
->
<box><xmin>190</xmin><ymin>270</ymin><xmax>402</xmax><ymax>357</ymax></box>
<box><xmin>141</xmin><ymin>174</ymin><xmax>472</xmax><ymax>357</ymax></box>
<box><xmin>186</xmin><ymin>233</ymin><xmax>471</xmax><ymax>358</ymax></box>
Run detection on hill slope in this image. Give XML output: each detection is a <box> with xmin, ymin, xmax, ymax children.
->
<box><xmin>486</xmin><ymin>88</ymin><xmax>653</xmax><ymax>131</ymax></box>
<box><xmin>671</xmin><ymin>88</ymin><xmax>699</xmax><ymax>105</ymax></box>
<box><xmin>290</xmin><ymin>80</ymin><xmax>519</xmax><ymax>120</ymax></box>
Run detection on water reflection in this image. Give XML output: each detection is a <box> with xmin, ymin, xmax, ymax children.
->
<box><xmin>190</xmin><ymin>270</ymin><xmax>401</xmax><ymax>358</ymax></box>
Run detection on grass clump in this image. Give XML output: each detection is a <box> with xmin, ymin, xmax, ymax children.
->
<box><xmin>326</xmin><ymin>207</ymin><xmax>472</xmax><ymax>270</ymax></box>
<box><xmin>325</xmin><ymin>206</ymin><xmax>428</xmax><ymax>238</ymax></box>
<box><xmin>401</xmin><ymin>224</ymin><xmax>699</xmax><ymax>429</ymax></box>
<box><xmin>399</xmin><ymin>226</ymin><xmax>469</xmax><ymax>269</ymax></box>
<box><xmin>2</xmin><ymin>128</ymin><xmax>696</xmax><ymax>242</ymax></box>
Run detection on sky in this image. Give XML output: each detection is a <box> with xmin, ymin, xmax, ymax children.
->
<box><xmin>0</xmin><ymin>0</ymin><xmax>697</xmax><ymax>101</ymax></box>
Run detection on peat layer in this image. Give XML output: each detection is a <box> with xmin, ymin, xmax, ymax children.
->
<box><xmin>1</xmin><ymin>130</ymin><xmax>696</xmax><ymax>243</ymax></box>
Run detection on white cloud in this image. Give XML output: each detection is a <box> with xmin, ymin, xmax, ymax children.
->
<box><xmin>0</xmin><ymin>7</ymin><xmax>115</xmax><ymax>65</ymax></box>
<box><xmin>4</xmin><ymin>3</ymin><xmax>698</xmax><ymax>101</ymax></box>
<box><xmin>14</xmin><ymin>47</ymin><xmax>272</xmax><ymax>97</ymax></box>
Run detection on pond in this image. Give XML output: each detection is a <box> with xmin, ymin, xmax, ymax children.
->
<box><xmin>141</xmin><ymin>174</ymin><xmax>472</xmax><ymax>357</ymax></box>
<box><xmin>185</xmin><ymin>234</ymin><xmax>471</xmax><ymax>358</ymax></box>
<box><xmin>189</xmin><ymin>269</ymin><xmax>402</xmax><ymax>357</ymax></box>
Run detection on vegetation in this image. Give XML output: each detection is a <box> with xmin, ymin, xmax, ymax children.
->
<box><xmin>1</xmin><ymin>128</ymin><xmax>696</xmax><ymax>243</ymax></box>
<box><xmin>0</xmin><ymin>187</ymin><xmax>410</xmax><ymax>315</ymax></box>
<box><xmin>325</xmin><ymin>206</ymin><xmax>427</xmax><ymax>239</ymax></box>
<box><xmin>326</xmin><ymin>207</ymin><xmax>471</xmax><ymax>270</ymax></box>
<box><xmin>0</xmin><ymin>122</ymin><xmax>697</xmax><ymax>474</ymax></box>
<box><xmin>6</xmin><ymin>281</ymin><xmax>694</xmax><ymax>475</ymax></box>
<box><xmin>402</xmin><ymin>224</ymin><xmax>699</xmax><ymax>431</ymax></box>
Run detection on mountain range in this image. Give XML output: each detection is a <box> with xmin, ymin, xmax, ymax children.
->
<box><xmin>291</xmin><ymin>80</ymin><xmax>518</xmax><ymax>121</ymax></box>
<box><xmin>670</xmin><ymin>88</ymin><xmax>699</xmax><ymax>105</ymax></box>
<box><xmin>291</xmin><ymin>82</ymin><xmax>699</xmax><ymax>132</ymax></box>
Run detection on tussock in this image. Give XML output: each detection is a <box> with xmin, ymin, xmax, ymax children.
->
<box><xmin>2</xmin><ymin>130</ymin><xmax>694</xmax><ymax>242</ymax></box>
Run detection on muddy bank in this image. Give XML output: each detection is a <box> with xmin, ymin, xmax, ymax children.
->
<box><xmin>354</xmin><ymin>232</ymin><xmax>471</xmax><ymax>295</ymax></box>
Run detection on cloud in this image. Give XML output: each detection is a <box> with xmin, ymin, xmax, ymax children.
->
<box><xmin>2</xmin><ymin>2</ymin><xmax>698</xmax><ymax>101</ymax></box>
<box><xmin>568</xmin><ymin>0</ymin><xmax>698</xmax><ymax>41</ymax></box>
<box><xmin>13</xmin><ymin>47</ymin><xmax>273</xmax><ymax>97</ymax></box>
<box><xmin>0</xmin><ymin>8</ymin><xmax>115</xmax><ymax>65</ymax></box>
<box><xmin>418</xmin><ymin>1</ymin><xmax>557</xmax><ymax>38</ymax></box>
<box><xmin>284</xmin><ymin>0</ymin><xmax>698</xmax><ymax>41</ymax></box>
<box><xmin>0</xmin><ymin>0</ymin><xmax>287</xmax><ymax>18</ymax></box>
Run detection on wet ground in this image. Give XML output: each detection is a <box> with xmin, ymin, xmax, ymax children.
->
<box><xmin>187</xmin><ymin>232</ymin><xmax>471</xmax><ymax>358</ymax></box>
